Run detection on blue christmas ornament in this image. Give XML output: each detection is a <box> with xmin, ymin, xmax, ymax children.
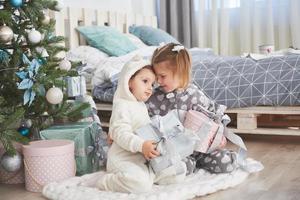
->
<box><xmin>9</xmin><ymin>0</ymin><xmax>23</xmax><ymax>8</ymax></box>
<box><xmin>18</xmin><ymin>127</ymin><xmax>30</xmax><ymax>136</ymax></box>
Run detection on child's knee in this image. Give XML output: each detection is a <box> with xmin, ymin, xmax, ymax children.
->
<box><xmin>194</xmin><ymin>149</ymin><xmax>237</xmax><ymax>173</ymax></box>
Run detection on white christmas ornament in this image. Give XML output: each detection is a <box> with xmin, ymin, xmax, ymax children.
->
<box><xmin>0</xmin><ymin>152</ymin><xmax>22</xmax><ymax>172</ymax></box>
<box><xmin>0</xmin><ymin>25</ymin><xmax>14</xmax><ymax>43</ymax></box>
<box><xmin>28</xmin><ymin>29</ymin><xmax>42</xmax><ymax>44</ymax></box>
<box><xmin>46</xmin><ymin>87</ymin><xmax>63</xmax><ymax>104</ymax></box>
<box><xmin>59</xmin><ymin>59</ymin><xmax>71</xmax><ymax>71</ymax></box>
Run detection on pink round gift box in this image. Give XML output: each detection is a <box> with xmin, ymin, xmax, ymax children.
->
<box><xmin>22</xmin><ymin>139</ymin><xmax>75</xmax><ymax>192</ymax></box>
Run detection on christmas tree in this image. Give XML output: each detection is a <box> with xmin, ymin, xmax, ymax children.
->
<box><xmin>0</xmin><ymin>0</ymin><xmax>89</xmax><ymax>155</ymax></box>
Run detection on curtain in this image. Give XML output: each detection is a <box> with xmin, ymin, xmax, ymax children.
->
<box><xmin>157</xmin><ymin>0</ymin><xmax>300</xmax><ymax>55</ymax></box>
<box><xmin>158</xmin><ymin>0</ymin><xmax>195</xmax><ymax>48</ymax></box>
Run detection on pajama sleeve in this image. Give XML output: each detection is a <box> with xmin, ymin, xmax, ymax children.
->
<box><xmin>109</xmin><ymin>103</ymin><xmax>145</xmax><ymax>153</ymax></box>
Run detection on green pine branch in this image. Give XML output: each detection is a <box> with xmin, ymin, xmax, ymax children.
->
<box><xmin>1</xmin><ymin>0</ymin><xmax>90</xmax><ymax>154</ymax></box>
<box><xmin>0</xmin><ymin>129</ymin><xmax>29</xmax><ymax>156</ymax></box>
<box><xmin>65</xmin><ymin>102</ymin><xmax>91</xmax><ymax>122</ymax></box>
<box><xmin>1</xmin><ymin>107</ymin><xmax>25</xmax><ymax>130</ymax></box>
<box><xmin>0</xmin><ymin>106</ymin><xmax>29</xmax><ymax>155</ymax></box>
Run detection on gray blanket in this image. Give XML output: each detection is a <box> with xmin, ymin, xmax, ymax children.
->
<box><xmin>93</xmin><ymin>52</ymin><xmax>300</xmax><ymax>108</ymax></box>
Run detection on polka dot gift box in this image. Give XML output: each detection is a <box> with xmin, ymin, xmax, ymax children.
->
<box><xmin>22</xmin><ymin>140</ymin><xmax>75</xmax><ymax>192</ymax></box>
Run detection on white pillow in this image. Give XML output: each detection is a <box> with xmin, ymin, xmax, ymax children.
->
<box><xmin>66</xmin><ymin>45</ymin><xmax>109</xmax><ymax>66</ymax></box>
<box><xmin>91</xmin><ymin>46</ymin><xmax>158</xmax><ymax>87</ymax></box>
<box><xmin>125</xmin><ymin>33</ymin><xmax>148</xmax><ymax>49</ymax></box>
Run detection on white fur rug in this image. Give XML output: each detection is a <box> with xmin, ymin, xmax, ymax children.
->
<box><xmin>43</xmin><ymin>158</ymin><xmax>263</xmax><ymax>200</ymax></box>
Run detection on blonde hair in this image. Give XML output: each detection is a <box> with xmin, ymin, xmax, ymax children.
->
<box><xmin>151</xmin><ymin>43</ymin><xmax>191</xmax><ymax>89</ymax></box>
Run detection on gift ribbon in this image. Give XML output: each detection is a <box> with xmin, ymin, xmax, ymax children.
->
<box><xmin>150</xmin><ymin>113</ymin><xmax>186</xmax><ymax>175</ymax></box>
<box><xmin>74</xmin><ymin>123</ymin><xmax>101</xmax><ymax>171</ymax></box>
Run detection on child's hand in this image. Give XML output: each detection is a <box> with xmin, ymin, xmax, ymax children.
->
<box><xmin>107</xmin><ymin>133</ymin><xmax>113</xmax><ymax>145</ymax></box>
<box><xmin>142</xmin><ymin>140</ymin><xmax>160</xmax><ymax>160</ymax></box>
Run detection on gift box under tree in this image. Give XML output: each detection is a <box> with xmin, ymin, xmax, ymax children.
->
<box><xmin>65</xmin><ymin>76</ymin><xmax>86</xmax><ymax>97</ymax></box>
<box><xmin>39</xmin><ymin>122</ymin><xmax>101</xmax><ymax>176</ymax></box>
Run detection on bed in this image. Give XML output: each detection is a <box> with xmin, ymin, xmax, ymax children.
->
<box><xmin>50</xmin><ymin>7</ymin><xmax>300</xmax><ymax>136</ymax></box>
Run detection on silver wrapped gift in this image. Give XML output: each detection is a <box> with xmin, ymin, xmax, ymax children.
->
<box><xmin>135</xmin><ymin>110</ymin><xmax>195</xmax><ymax>175</ymax></box>
<box><xmin>66</xmin><ymin>76</ymin><xmax>86</xmax><ymax>97</ymax></box>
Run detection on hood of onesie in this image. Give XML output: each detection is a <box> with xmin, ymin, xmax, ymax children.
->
<box><xmin>113</xmin><ymin>55</ymin><xmax>151</xmax><ymax>102</ymax></box>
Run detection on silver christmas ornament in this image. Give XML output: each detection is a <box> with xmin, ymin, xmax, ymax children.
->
<box><xmin>41</xmin><ymin>15</ymin><xmax>51</xmax><ymax>25</ymax></box>
<box><xmin>0</xmin><ymin>151</ymin><xmax>23</xmax><ymax>172</ymax></box>
<box><xmin>21</xmin><ymin>119</ymin><xmax>32</xmax><ymax>128</ymax></box>
<box><xmin>0</xmin><ymin>25</ymin><xmax>14</xmax><ymax>44</ymax></box>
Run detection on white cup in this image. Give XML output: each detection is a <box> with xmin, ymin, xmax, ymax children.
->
<box><xmin>259</xmin><ymin>44</ymin><xmax>274</xmax><ymax>55</ymax></box>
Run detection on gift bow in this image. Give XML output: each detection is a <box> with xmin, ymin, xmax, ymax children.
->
<box><xmin>151</xmin><ymin>111</ymin><xmax>184</xmax><ymax>149</ymax></box>
<box><xmin>149</xmin><ymin>111</ymin><xmax>187</xmax><ymax>174</ymax></box>
<box><xmin>136</xmin><ymin>110</ymin><xmax>195</xmax><ymax>174</ymax></box>
<box><xmin>151</xmin><ymin>114</ymin><xmax>183</xmax><ymax>156</ymax></box>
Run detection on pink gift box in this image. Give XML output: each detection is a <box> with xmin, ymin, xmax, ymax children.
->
<box><xmin>22</xmin><ymin>139</ymin><xmax>76</xmax><ymax>192</ymax></box>
<box><xmin>184</xmin><ymin>110</ymin><xmax>225</xmax><ymax>153</ymax></box>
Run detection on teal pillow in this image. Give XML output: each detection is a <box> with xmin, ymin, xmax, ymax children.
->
<box><xmin>129</xmin><ymin>25</ymin><xmax>179</xmax><ymax>46</ymax></box>
<box><xmin>76</xmin><ymin>26</ymin><xmax>137</xmax><ymax>56</ymax></box>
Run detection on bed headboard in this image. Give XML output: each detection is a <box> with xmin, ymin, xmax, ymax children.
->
<box><xmin>49</xmin><ymin>7</ymin><xmax>158</xmax><ymax>49</ymax></box>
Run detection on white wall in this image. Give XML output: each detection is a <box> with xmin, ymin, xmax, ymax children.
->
<box><xmin>130</xmin><ymin>0</ymin><xmax>156</xmax><ymax>16</ymax></box>
<box><xmin>63</xmin><ymin>0</ymin><xmax>156</xmax><ymax>16</ymax></box>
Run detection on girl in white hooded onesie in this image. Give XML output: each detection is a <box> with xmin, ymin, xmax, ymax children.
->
<box><xmin>85</xmin><ymin>56</ymin><xmax>186</xmax><ymax>193</ymax></box>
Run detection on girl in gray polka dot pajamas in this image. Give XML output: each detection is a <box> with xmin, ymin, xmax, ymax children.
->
<box><xmin>146</xmin><ymin>43</ymin><xmax>237</xmax><ymax>174</ymax></box>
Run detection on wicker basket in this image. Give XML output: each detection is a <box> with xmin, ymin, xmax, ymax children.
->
<box><xmin>0</xmin><ymin>143</ymin><xmax>25</xmax><ymax>184</ymax></box>
<box><xmin>22</xmin><ymin>139</ymin><xmax>75</xmax><ymax>192</ymax></box>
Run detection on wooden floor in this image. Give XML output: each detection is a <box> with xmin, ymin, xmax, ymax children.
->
<box><xmin>1</xmin><ymin>134</ymin><xmax>300</xmax><ymax>200</ymax></box>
